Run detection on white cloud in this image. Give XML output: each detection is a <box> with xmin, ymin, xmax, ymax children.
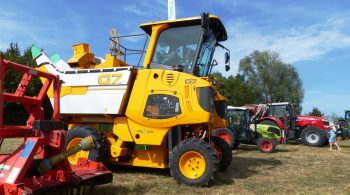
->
<box><xmin>220</xmin><ymin>14</ymin><xmax>350</xmax><ymax>76</ymax></box>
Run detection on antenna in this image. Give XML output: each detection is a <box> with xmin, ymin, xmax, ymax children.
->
<box><xmin>168</xmin><ymin>0</ymin><xmax>176</xmax><ymax>20</ymax></box>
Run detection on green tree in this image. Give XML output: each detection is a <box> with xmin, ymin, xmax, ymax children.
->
<box><xmin>211</xmin><ymin>72</ymin><xmax>258</xmax><ymax>106</ymax></box>
<box><xmin>308</xmin><ymin>107</ymin><xmax>324</xmax><ymax>117</ymax></box>
<box><xmin>238</xmin><ymin>50</ymin><xmax>304</xmax><ymax>107</ymax></box>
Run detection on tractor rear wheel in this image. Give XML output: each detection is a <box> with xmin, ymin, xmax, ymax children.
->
<box><xmin>257</xmin><ymin>138</ymin><xmax>277</xmax><ymax>153</ymax></box>
<box><xmin>65</xmin><ymin>126</ymin><xmax>106</xmax><ymax>165</ymax></box>
<box><xmin>211</xmin><ymin>136</ymin><xmax>232</xmax><ymax>172</ymax></box>
<box><xmin>212</xmin><ymin>128</ymin><xmax>235</xmax><ymax>148</ymax></box>
<box><xmin>301</xmin><ymin>126</ymin><xmax>326</xmax><ymax>147</ymax></box>
<box><xmin>170</xmin><ymin>138</ymin><xmax>218</xmax><ymax>186</ymax></box>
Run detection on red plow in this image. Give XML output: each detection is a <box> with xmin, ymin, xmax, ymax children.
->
<box><xmin>0</xmin><ymin>59</ymin><xmax>112</xmax><ymax>194</ymax></box>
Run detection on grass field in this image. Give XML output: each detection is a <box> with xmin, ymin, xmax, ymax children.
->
<box><xmin>2</xmin><ymin>139</ymin><xmax>350</xmax><ymax>194</ymax></box>
<box><xmin>92</xmin><ymin>140</ymin><xmax>350</xmax><ymax>195</ymax></box>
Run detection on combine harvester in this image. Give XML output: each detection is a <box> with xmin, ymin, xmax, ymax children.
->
<box><xmin>32</xmin><ymin>13</ymin><xmax>233</xmax><ymax>186</ymax></box>
<box><xmin>0</xmin><ymin>59</ymin><xmax>112</xmax><ymax>194</ymax></box>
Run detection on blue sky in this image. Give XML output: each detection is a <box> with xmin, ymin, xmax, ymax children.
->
<box><xmin>1</xmin><ymin>0</ymin><xmax>350</xmax><ymax>118</ymax></box>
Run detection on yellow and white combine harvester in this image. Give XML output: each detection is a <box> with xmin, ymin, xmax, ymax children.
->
<box><xmin>32</xmin><ymin>13</ymin><xmax>232</xmax><ymax>186</ymax></box>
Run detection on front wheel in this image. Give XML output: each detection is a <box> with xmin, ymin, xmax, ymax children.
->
<box><xmin>301</xmin><ymin>126</ymin><xmax>326</xmax><ymax>147</ymax></box>
<box><xmin>257</xmin><ymin>138</ymin><xmax>277</xmax><ymax>153</ymax></box>
<box><xmin>170</xmin><ymin>138</ymin><xmax>219</xmax><ymax>186</ymax></box>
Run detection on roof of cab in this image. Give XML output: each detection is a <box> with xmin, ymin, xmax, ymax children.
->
<box><xmin>140</xmin><ymin>15</ymin><xmax>227</xmax><ymax>42</ymax></box>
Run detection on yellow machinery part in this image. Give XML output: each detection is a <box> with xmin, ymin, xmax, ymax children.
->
<box><xmin>142</xmin><ymin>24</ymin><xmax>169</xmax><ymax>68</ymax></box>
<box><xmin>111</xmin><ymin>144</ymin><xmax>168</xmax><ymax>168</ymax></box>
<box><xmin>113</xmin><ymin>117</ymin><xmax>134</xmax><ymax>142</ymax></box>
<box><xmin>68</xmin><ymin>43</ymin><xmax>95</xmax><ymax>68</ymax></box>
<box><xmin>213</xmin><ymin>90</ymin><xmax>228</xmax><ymax>128</ymax></box>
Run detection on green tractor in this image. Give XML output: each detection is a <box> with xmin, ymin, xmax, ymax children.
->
<box><xmin>337</xmin><ymin>110</ymin><xmax>350</xmax><ymax>129</ymax></box>
<box><xmin>227</xmin><ymin>106</ymin><xmax>283</xmax><ymax>153</ymax></box>
<box><xmin>336</xmin><ymin>110</ymin><xmax>350</xmax><ymax>140</ymax></box>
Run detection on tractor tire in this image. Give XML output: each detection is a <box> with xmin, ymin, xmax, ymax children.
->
<box><xmin>211</xmin><ymin>136</ymin><xmax>232</xmax><ymax>172</ymax></box>
<box><xmin>65</xmin><ymin>126</ymin><xmax>106</xmax><ymax>165</ymax></box>
<box><xmin>257</xmin><ymin>138</ymin><xmax>277</xmax><ymax>153</ymax></box>
<box><xmin>170</xmin><ymin>138</ymin><xmax>219</xmax><ymax>186</ymax></box>
<box><xmin>301</xmin><ymin>126</ymin><xmax>327</xmax><ymax>147</ymax></box>
<box><xmin>212</xmin><ymin>128</ymin><xmax>235</xmax><ymax>148</ymax></box>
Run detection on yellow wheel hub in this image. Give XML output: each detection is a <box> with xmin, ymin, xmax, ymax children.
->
<box><xmin>66</xmin><ymin>138</ymin><xmax>89</xmax><ymax>165</ymax></box>
<box><xmin>179</xmin><ymin>151</ymin><xmax>206</xmax><ymax>179</ymax></box>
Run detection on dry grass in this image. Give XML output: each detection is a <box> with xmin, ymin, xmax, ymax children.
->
<box><xmin>93</xmin><ymin>140</ymin><xmax>350</xmax><ymax>195</ymax></box>
<box><xmin>2</xmin><ymin>139</ymin><xmax>350</xmax><ymax>195</ymax></box>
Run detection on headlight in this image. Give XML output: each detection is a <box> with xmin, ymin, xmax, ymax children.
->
<box><xmin>196</xmin><ymin>87</ymin><xmax>214</xmax><ymax>114</ymax></box>
<box><xmin>143</xmin><ymin>94</ymin><xmax>181</xmax><ymax>119</ymax></box>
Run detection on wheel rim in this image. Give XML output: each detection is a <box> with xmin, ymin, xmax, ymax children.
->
<box><xmin>179</xmin><ymin>151</ymin><xmax>206</xmax><ymax>179</ymax></box>
<box><xmin>66</xmin><ymin>138</ymin><xmax>90</xmax><ymax>165</ymax></box>
<box><xmin>260</xmin><ymin>140</ymin><xmax>273</xmax><ymax>152</ymax></box>
<box><xmin>218</xmin><ymin>132</ymin><xmax>231</xmax><ymax>145</ymax></box>
<box><xmin>306</xmin><ymin>132</ymin><xmax>320</xmax><ymax>144</ymax></box>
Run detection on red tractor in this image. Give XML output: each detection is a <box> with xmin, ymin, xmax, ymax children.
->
<box><xmin>247</xmin><ymin>102</ymin><xmax>331</xmax><ymax>147</ymax></box>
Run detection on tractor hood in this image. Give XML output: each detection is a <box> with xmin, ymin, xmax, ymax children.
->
<box><xmin>297</xmin><ymin>115</ymin><xmax>331</xmax><ymax>129</ymax></box>
<box><xmin>297</xmin><ymin>115</ymin><xmax>326</xmax><ymax>121</ymax></box>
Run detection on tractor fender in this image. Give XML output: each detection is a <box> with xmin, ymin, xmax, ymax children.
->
<box><xmin>257</xmin><ymin>116</ymin><xmax>283</xmax><ymax>129</ymax></box>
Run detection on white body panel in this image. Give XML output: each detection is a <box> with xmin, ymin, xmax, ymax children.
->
<box><xmin>35</xmin><ymin>51</ymin><xmax>132</xmax><ymax>115</ymax></box>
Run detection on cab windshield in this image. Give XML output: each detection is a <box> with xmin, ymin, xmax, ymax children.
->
<box><xmin>151</xmin><ymin>25</ymin><xmax>201</xmax><ymax>72</ymax></box>
<box><xmin>195</xmin><ymin>30</ymin><xmax>216</xmax><ymax>77</ymax></box>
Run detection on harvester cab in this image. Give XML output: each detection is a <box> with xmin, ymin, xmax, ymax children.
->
<box><xmin>32</xmin><ymin>13</ymin><xmax>233</xmax><ymax>186</ymax></box>
<box><xmin>141</xmin><ymin>13</ymin><xmax>230</xmax><ymax>76</ymax></box>
<box><xmin>139</xmin><ymin>13</ymin><xmax>234</xmax><ymax>148</ymax></box>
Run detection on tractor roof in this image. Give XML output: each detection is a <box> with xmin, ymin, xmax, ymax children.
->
<box><xmin>227</xmin><ymin>106</ymin><xmax>248</xmax><ymax>111</ymax></box>
<box><xmin>140</xmin><ymin>15</ymin><xmax>227</xmax><ymax>41</ymax></box>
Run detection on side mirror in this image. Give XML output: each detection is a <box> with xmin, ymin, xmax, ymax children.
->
<box><xmin>225</xmin><ymin>65</ymin><xmax>230</xmax><ymax>71</ymax></box>
<box><xmin>225</xmin><ymin>52</ymin><xmax>230</xmax><ymax>64</ymax></box>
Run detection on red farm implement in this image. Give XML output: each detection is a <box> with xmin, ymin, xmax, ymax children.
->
<box><xmin>0</xmin><ymin>59</ymin><xmax>112</xmax><ymax>194</ymax></box>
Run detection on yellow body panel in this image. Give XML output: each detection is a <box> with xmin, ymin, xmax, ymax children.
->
<box><xmin>37</xmin><ymin>66</ymin><xmax>88</xmax><ymax>98</ymax></box>
<box><xmin>112</xmin><ymin>117</ymin><xmax>134</xmax><ymax>142</ymax></box>
<box><xmin>213</xmin><ymin>91</ymin><xmax>228</xmax><ymax>128</ymax></box>
<box><xmin>94</xmin><ymin>53</ymin><xmax>128</xmax><ymax>68</ymax></box>
<box><xmin>111</xmin><ymin>145</ymin><xmax>167</xmax><ymax>168</ymax></box>
<box><xmin>68</xmin><ymin>43</ymin><xmax>95</xmax><ymax>68</ymax></box>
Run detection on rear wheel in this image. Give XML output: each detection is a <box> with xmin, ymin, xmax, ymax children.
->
<box><xmin>212</xmin><ymin>128</ymin><xmax>234</xmax><ymax>148</ymax></box>
<box><xmin>301</xmin><ymin>126</ymin><xmax>326</xmax><ymax>147</ymax></box>
<box><xmin>170</xmin><ymin>138</ymin><xmax>218</xmax><ymax>186</ymax></box>
<box><xmin>211</xmin><ymin>136</ymin><xmax>232</xmax><ymax>171</ymax></box>
<box><xmin>65</xmin><ymin>126</ymin><xmax>106</xmax><ymax>165</ymax></box>
<box><xmin>257</xmin><ymin>138</ymin><xmax>277</xmax><ymax>153</ymax></box>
